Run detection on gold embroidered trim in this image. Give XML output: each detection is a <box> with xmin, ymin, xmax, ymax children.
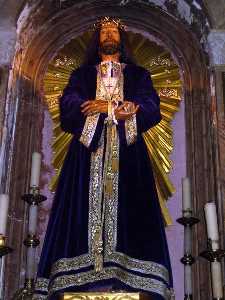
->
<box><xmin>88</xmin><ymin>130</ymin><xmax>105</xmax><ymax>271</ymax></box>
<box><xmin>49</xmin><ymin>267</ymin><xmax>169</xmax><ymax>299</ymax></box>
<box><xmin>125</xmin><ymin>114</ymin><xmax>137</xmax><ymax>145</ymax></box>
<box><xmin>32</xmin><ymin>294</ymin><xmax>48</xmax><ymax>300</ymax></box>
<box><xmin>79</xmin><ymin>113</ymin><xmax>100</xmax><ymax>148</ymax></box>
<box><xmin>106</xmin><ymin>252</ymin><xmax>169</xmax><ymax>283</ymax></box>
<box><xmin>35</xmin><ymin>277</ymin><xmax>49</xmax><ymax>291</ymax></box>
<box><xmin>51</xmin><ymin>254</ymin><xmax>92</xmax><ymax>277</ymax></box>
<box><xmin>50</xmin><ymin>252</ymin><xmax>169</xmax><ymax>284</ymax></box>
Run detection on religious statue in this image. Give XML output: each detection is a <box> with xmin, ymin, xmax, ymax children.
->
<box><xmin>34</xmin><ymin>17</ymin><xmax>174</xmax><ymax>300</ymax></box>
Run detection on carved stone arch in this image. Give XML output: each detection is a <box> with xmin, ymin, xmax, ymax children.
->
<box><xmin>4</xmin><ymin>2</ymin><xmax>217</xmax><ymax>300</ymax></box>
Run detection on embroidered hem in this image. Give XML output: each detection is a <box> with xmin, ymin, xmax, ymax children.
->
<box><xmin>34</xmin><ymin>266</ymin><xmax>171</xmax><ymax>300</ymax></box>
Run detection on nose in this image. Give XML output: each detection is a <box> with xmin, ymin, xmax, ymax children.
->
<box><xmin>106</xmin><ymin>31</ymin><xmax>112</xmax><ymax>38</ymax></box>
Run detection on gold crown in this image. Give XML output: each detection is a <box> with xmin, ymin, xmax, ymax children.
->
<box><xmin>93</xmin><ymin>16</ymin><xmax>127</xmax><ymax>31</ymax></box>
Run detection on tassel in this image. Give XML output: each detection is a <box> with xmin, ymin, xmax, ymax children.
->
<box><xmin>112</xmin><ymin>158</ymin><xmax>118</xmax><ymax>172</ymax></box>
<box><xmin>95</xmin><ymin>253</ymin><xmax>104</xmax><ymax>273</ymax></box>
<box><xmin>105</xmin><ymin>176</ymin><xmax>113</xmax><ymax>196</ymax></box>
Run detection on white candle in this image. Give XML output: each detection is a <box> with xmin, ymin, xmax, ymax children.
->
<box><xmin>182</xmin><ymin>177</ymin><xmax>192</xmax><ymax>216</ymax></box>
<box><xmin>211</xmin><ymin>261</ymin><xmax>223</xmax><ymax>298</ymax></box>
<box><xmin>204</xmin><ymin>202</ymin><xmax>219</xmax><ymax>250</ymax></box>
<box><xmin>28</xmin><ymin>205</ymin><xmax>38</xmax><ymax>236</ymax></box>
<box><xmin>30</xmin><ymin>152</ymin><xmax>41</xmax><ymax>187</ymax></box>
<box><xmin>184</xmin><ymin>225</ymin><xmax>192</xmax><ymax>254</ymax></box>
<box><xmin>26</xmin><ymin>247</ymin><xmax>36</xmax><ymax>279</ymax></box>
<box><xmin>184</xmin><ymin>265</ymin><xmax>192</xmax><ymax>295</ymax></box>
<box><xmin>0</xmin><ymin>194</ymin><xmax>9</xmax><ymax>235</ymax></box>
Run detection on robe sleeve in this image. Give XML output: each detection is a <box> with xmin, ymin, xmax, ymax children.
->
<box><xmin>134</xmin><ymin>69</ymin><xmax>162</xmax><ymax>133</ymax></box>
<box><xmin>59</xmin><ymin>68</ymin><xmax>105</xmax><ymax>151</ymax></box>
<box><xmin>118</xmin><ymin>69</ymin><xmax>161</xmax><ymax>146</ymax></box>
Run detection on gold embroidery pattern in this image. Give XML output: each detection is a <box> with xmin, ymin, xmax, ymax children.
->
<box><xmin>35</xmin><ymin>277</ymin><xmax>49</xmax><ymax>291</ymax></box>
<box><xmin>88</xmin><ymin>130</ymin><xmax>105</xmax><ymax>272</ymax></box>
<box><xmin>51</xmin><ymin>254</ymin><xmax>92</xmax><ymax>277</ymax></box>
<box><xmin>32</xmin><ymin>294</ymin><xmax>48</xmax><ymax>300</ymax></box>
<box><xmin>49</xmin><ymin>267</ymin><xmax>169</xmax><ymax>299</ymax></box>
<box><xmin>103</xmin><ymin>131</ymin><xmax>119</xmax><ymax>254</ymax></box>
<box><xmin>49</xmin><ymin>251</ymin><xmax>169</xmax><ymax>282</ymax></box>
<box><xmin>49</xmin><ymin>252</ymin><xmax>169</xmax><ymax>284</ymax></box>
<box><xmin>125</xmin><ymin>114</ymin><xmax>137</xmax><ymax>145</ymax></box>
<box><xmin>79</xmin><ymin>113</ymin><xmax>100</xmax><ymax>148</ymax></box>
<box><xmin>105</xmin><ymin>252</ymin><xmax>169</xmax><ymax>283</ymax></box>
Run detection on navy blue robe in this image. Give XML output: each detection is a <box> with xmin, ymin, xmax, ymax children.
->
<box><xmin>34</xmin><ymin>64</ymin><xmax>173</xmax><ymax>300</ymax></box>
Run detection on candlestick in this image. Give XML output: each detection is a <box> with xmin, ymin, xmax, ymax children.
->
<box><xmin>199</xmin><ymin>240</ymin><xmax>225</xmax><ymax>300</ymax></box>
<box><xmin>0</xmin><ymin>193</ymin><xmax>13</xmax><ymax>258</ymax></box>
<box><xmin>177</xmin><ymin>193</ymin><xmax>199</xmax><ymax>300</ymax></box>
<box><xmin>211</xmin><ymin>261</ymin><xmax>223</xmax><ymax>298</ymax></box>
<box><xmin>182</xmin><ymin>177</ymin><xmax>192</xmax><ymax>217</ymax></box>
<box><xmin>13</xmin><ymin>188</ymin><xmax>47</xmax><ymax>299</ymax></box>
<box><xmin>30</xmin><ymin>152</ymin><xmax>41</xmax><ymax>187</ymax></box>
<box><xmin>0</xmin><ymin>235</ymin><xmax>13</xmax><ymax>257</ymax></box>
<box><xmin>204</xmin><ymin>203</ymin><xmax>219</xmax><ymax>250</ymax></box>
<box><xmin>0</xmin><ymin>194</ymin><xmax>9</xmax><ymax>235</ymax></box>
<box><xmin>28</xmin><ymin>205</ymin><xmax>38</xmax><ymax>236</ymax></box>
<box><xmin>26</xmin><ymin>247</ymin><xmax>36</xmax><ymax>279</ymax></box>
<box><xmin>184</xmin><ymin>226</ymin><xmax>192</xmax><ymax>254</ymax></box>
<box><xmin>184</xmin><ymin>265</ymin><xmax>192</xmax><ymax>295</ymax></box>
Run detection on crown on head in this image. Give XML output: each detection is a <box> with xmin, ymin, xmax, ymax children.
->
<box><xmin>93</xmin><ymin>16</ymin><xmax>127</xmax><ymax>31</ymax></box>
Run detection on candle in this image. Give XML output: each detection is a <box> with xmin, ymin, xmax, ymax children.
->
<box><xmin>26</xmin><ymin>247</ymin><xmax>36</xmax><ymax>279</ymax></box>
<box><xmin>204</xmin><ymin>202</ymin><xmax>219</xmax><ymax>250</ymax></box>
<box><xmin>184</xmin><ymin>265</ymin><xmax>192</xmax><ymax>295</ymax></box>
<box><xmin>211</xmin><ymin>261</ymin><xmax>223</xmax><ymax>298</ymax></box>
<box><xmin>182</xmin><ymin>177</ymin><xmax>192</xmax><ymax>216</ymax></box>
<box><xmin>28</xmin><ymin>205</ymin><xmax>38</xmax><ymax>236</ymax></box>
<box><xmin>0</xmin><ymin>194</ymin><xmax>9</xmax><ymax>235</ymax></box>
<box><xmin>30</xmin><ymin>152</ymin><xmax>41</xmax><ymax>187</ymax></box>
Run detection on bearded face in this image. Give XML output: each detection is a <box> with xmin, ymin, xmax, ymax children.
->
<box><xmin>99</xmin><ymin>25</ymin><xmax>121</xmax><ymax>56</ymax></box>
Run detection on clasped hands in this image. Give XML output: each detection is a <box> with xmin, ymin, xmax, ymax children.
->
<box><xmin>81</xmin><ymin>99</ymin><xmax>139</xmax><ymax>120</ymax></box>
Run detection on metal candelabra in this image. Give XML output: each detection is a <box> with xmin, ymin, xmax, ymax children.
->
<box><xmin>13</xmin><ymin>187</ymin><xmax>46</xmax><ymax>300</ymax></box>
<box><xmin>199</xmin><ymin>238</ymin><xmax>225</xmax><ymax>300</ymax></box>
<box><xmin>0</xmin><ymin>235</ymin><xmax>13</xmax><ymax>258</ymax></box>
<box><xmin>177</xmin><ymin>209</ymin><xmax>200</xmax><ymax>300</ymax></box>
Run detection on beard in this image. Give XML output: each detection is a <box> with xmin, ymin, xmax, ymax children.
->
<box><xmin>99</xmin><ymin>40</ymin><xmax>120</xmax><ymax>55</ymax></box>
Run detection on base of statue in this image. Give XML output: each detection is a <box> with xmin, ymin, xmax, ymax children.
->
<box><xmin>60</xmin><ymin>292</ymin><xmax>153</xmax><ymax>300</ymax></box>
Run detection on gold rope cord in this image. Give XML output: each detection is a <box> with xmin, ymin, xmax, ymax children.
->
<box><xmin>43</xmin><ymin>31</ymin><xmax>182</xmax><ymax>225</ymax></box>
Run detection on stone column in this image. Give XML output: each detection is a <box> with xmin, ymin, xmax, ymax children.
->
<box><xmin>0</xmin><ymin>20</ymin><xmax>17</xmax><ymax>190</ymax></box>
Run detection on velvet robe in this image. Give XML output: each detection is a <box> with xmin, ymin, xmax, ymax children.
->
<box><xmin>34</xmin><ymin>63</ymin><xmax>173</xmax><ymax>300</ymax></box>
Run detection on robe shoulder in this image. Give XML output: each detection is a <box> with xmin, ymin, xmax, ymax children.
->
<box><xmin>123</xmin><ymin>64</ymin><xmax>151</xmax><ymax>82</ymax></box>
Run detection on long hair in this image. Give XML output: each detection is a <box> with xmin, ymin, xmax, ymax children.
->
<box><xmin>83</xmin><ymin>28</ymin><xmax>135</xmax><ymax>65</ymax></box>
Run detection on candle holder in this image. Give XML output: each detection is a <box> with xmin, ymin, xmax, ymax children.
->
<box><xmin>0</xmin><ymin>234</ymin><xmax>13</xmax><ymax>257</ymax></box>
<box><xmin>199</xmin><ymin>239</ymin><xmax>225</xmax><ymax>300</ymax></box>
<box><xmin>13</xmin><ymin>187</ymin><xmax>47</xmax><ymax>300</ymax></box>
<box><xmin>12</xmin><ymin>279</ymin><xmax>35</xmax><ymax>300</ymax></box>
<box><xmin>22</xmin><ymin>186</ymin><xmax>46</xmax><ymax>205</ymax></box>
<box><xmin>177</xmin><ymin>209</ymin><xmax>200</xmax><ymax>300</ymax></box>
<box><xmin>199</xmin><ymin>239</ymin><xmax>225</xmax><ymax>262</ymax></box>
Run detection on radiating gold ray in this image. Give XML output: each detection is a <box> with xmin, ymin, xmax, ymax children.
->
<box><xmin>43</xmin><ymin>31</ymin><xmax>182</xmax><ymax>225</ymax></box>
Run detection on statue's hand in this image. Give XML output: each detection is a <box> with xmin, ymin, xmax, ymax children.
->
<box><xmin>115</xmin><ymin>101</ymin><xmax>139</xmax><ymax>120</ymax></box>
<box><xmin>81</xmin><ymin>100</ymin><xmax>108</xmax><ymax>116</ymax></box>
